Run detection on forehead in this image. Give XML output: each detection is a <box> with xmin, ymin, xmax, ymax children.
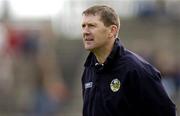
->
<box><xmin>82</xmin><ymin>14</ymin><xmax>102</xmax><ymax>24</ymax></box>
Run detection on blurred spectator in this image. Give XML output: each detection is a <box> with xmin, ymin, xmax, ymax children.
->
<box><xmin>5</xmin><ymin>26</ymin><xmax>24</xmax><ymax>56</ymax></box>
<box><xmin>0</xmin><ymin>22</ymin><xmax>70</xmax><ymax>115</ymax></box>
<box><xmin>32</xmin><ymin>28</ymin><xmax>70</xmax><ymax>116</ymax></box>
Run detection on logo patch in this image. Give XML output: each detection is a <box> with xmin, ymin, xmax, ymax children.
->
<box><xmin>110</xmin><ymin>78</ymin><xmax>121</xmax><ymax>92</ymax></box>
<box><xmin>85</xmin><ymin>82</ymin><xmax>93</xmax><ymax>89</ymax></box>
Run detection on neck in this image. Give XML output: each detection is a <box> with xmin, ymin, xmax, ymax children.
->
<box><xmin>93</xmin><ymin>39</ymin><xmax>115</xmax><ymax>64</ymax></box>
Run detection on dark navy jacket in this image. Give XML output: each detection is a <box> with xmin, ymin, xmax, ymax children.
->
<box><xmin>81</xmin><ymin>38</ymin><xmax>176</xmax><ymax>116</ymax></box>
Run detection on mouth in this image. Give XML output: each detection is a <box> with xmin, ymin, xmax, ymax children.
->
<box><xmin>84</xmin><ymin>35</ymin><xmax>94</xmax><ymax>41</ymax></box>
<box><xmin>85</xmin><ymin>38</ymin><xmax>94</xmax><ymax>41</ymax></box>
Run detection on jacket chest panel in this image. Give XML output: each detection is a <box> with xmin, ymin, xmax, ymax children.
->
<box><xmin>83</xmin><ymin>68</ymin><xmax>129</xmax><ymax>113</ymax></box>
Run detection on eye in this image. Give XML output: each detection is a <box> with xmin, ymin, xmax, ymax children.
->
<box><xmin>89</xmin><ymin>24</ymin><xmax>95</xmax><ymax>27</ymax></box>
<box><xmin>82</xmin><ymin>24</ymin><xmax>86</xmax><ymax>28</ymax></box>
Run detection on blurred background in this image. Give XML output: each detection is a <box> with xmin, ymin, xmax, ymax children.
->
<box><xmin>0</xmin><ymin>0</ymin><xmax>180</xmax><ymax>116</ymax></box>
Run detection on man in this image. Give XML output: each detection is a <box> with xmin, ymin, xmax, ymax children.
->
<box><xmin>81</xmin><ymin>5</ymin><xmax>176</xmax><ymax>116</ymax></box>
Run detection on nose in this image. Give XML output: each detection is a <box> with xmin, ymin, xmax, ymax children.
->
<box><xmin>82</xmin><ymin>25</ymin><xmax>90</xmax><ymax>34</ymax></box>
<box><xmin>82</xmin><ymin>28</ymin><xmax>90</xmax><ymax>38</ymax></box>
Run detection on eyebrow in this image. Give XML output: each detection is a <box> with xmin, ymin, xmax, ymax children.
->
<box><xmin>82</xmin><ymin>22</ymin><xmax>97</xmax><ymax>27</ymax></box>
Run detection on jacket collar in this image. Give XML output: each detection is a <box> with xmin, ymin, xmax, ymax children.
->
<box><xmin>84</xmin><ymin>38</ymin><xmax>123</xmax><ymax>68</ymax></box>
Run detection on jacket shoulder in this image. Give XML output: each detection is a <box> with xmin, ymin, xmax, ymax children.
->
<box><xmin>118</xmin><ymin>49</ymin><xmax>160</xmax><ymax>79</ymax></box>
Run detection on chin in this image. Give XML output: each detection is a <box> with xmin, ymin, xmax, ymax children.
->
<box><xmin>84</xmin><ymin>46</ymin><xmax>94</xmax><ymax>51</ymax></box>
<box><xmin>85</xmin><ymin>48</ymin><xmax>93</xmax><ymax>51</ymax></box>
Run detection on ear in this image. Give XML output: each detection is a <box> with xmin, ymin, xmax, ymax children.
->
<box><xmin>108</xmin><ymin>25</ymin><xmax>118</xmax><ymax>38</ymax></box>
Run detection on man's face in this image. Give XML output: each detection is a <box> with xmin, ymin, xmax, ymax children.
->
<box><xmin>81</xmin><ymin>14</ymin><xmax>111</xmax><ymax>52</ymax></box>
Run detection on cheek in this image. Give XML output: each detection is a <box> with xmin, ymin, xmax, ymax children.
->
<box><xmin>96</xmin><ymin>30</ymin><xmax>109</xmax><ymax>40</ymax></box>
<box><xmin>94</xmin><ymin>29</ymin><xmax>106</xmax><ymax>36</ymax></box>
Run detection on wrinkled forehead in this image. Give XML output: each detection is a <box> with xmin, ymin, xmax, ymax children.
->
<box><xmin>82</xmin><ymin>14</ymin><xmax>101</xmax><ymax>23</ymax></box>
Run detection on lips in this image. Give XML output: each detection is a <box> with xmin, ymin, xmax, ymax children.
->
<box><xmin>84</xmin><ymin>35</ymin><xmax>94</xmax><ymax>41</ymax></box>
<box><xmin>85</xmin><ymin>38</ymin><xmax>94</xmax><ymax>41</ymax></box>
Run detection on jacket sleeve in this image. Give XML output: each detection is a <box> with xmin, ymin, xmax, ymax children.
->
<box><xmin>135</xmin><ymin>69</ymin><xmax>176</xmax><ymax>116</ymax></box>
